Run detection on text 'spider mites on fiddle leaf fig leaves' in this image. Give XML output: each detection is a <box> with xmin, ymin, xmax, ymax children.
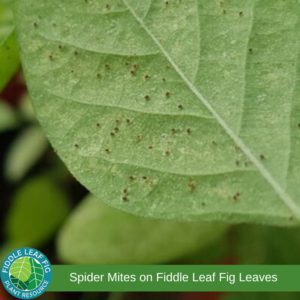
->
<box><xmin>14</xmin><ymin>0</ymin><xmax>300</xmax><ymax>225</ymax></box>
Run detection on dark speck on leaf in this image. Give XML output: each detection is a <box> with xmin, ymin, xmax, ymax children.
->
<box><xmin>105</xmin><ymin>149</ymin><xmax>110</xmax><ymax>154</ymax></box>
<box><xmin>188</xmin><ymin>181</ymin><xmax>196</xmax><ymax>192</ymax></box>
<box><xmin>126</xmin><ymin>119</ymin><xmax>131</xmax><ymax>124</ymax></box>
<box><xmin>74</xmin><ymin>144</ymin><xmax>79</xmax><ymax>148</ymax></box>
<box><xmin>249</xmin><ymin>48</ymin><xmax>253</xmax><ymax>54</ymax></box>
<box><xmin>201</xmin><ymin>202</ymin><xmax>206</xmax><ymax>207</ymax></box>
<box><xmin>235</xmin><ymin>160</ymin><xmax>240</xmax><ymax>166</ymax></box>
<box><xmin>165</xmin><ymin>92</ymin><xmax>171</xmax><ymax>98</ymax></box>
<box><xmin>144</xmin><ymin>95</ymin><xmax>150</xmax><ymax>101</ymax></box>
<box><xmin>165</xmin><ymin>150</ymin><xmax>171</xmax><ymax>156</ymax></box>
<box><xmin>33</xmin><ymin>22</ymin><xmax>38</xmax><ymax>28</ymax></box>
<box><xmin>106</xmin><ymin>4</ymin><xmax>110</xmax><ymax>9</ymax></box>
<box><xmin>260</xmin><ymin>154</ymin><xmax>266</xmax><ymax>160</ymax></box>
<box><xmin>129</xmin><ymin>176</ymin><xmax>135</xmax><ymax>181</ymax></box>
<box><xmin>122</xmin><ymin>196</ymin><xmax>129</xmax><ymax>202</ymax></box>
<box><xmin>74</xmin><ymin>51</ymin><xmax>79</xmax><ymax>56</ymax></box>
<box><xmin>148</xmin><ymin>145</ymin><xmax>153</xmax><ymax>150</ymax></box>
<box><xmin>96</xmin><ymin>123</ymin><xmax>100</xmax><ymax>127</ymax></box>
<box><xmin>110</xmin><ymin>132</ymin><xmax>115</xmax><ymax>137</ymax></box>
<box><xmin>178</xmin><ymin>105</ymin><xmax>183</xmax><ymax>110</ymax></box>
<box><xmin>142</xmin><ymin>176</ymin><xmax>147</xmax><ymax>180</ymax></box>
<box><xmin>233</xmin><ymin>192</ymin><xmax>240</xmax><ymax>202</ymax></box>
<box><xmin>297</xmin><ymin>123</ymin><xmax>300</xmax><ymax>128</ymax></box>
<box><xmin>239</xmin><ymin>11</ymin><xmax>243</xmax><ymax>16</ymax></box>
<box><xmin>105</xmin><ymin>64</ymin><xmax>111</xmax><ymax>70</ymax></box>
<box><xmin>187</xmin><ymin>128</ymin><xmax>192</xmax><ymax>134</ymax></box>
<box><xmin>114</xmin><ymin>127</ymin><xmax>119</xmax><ymax>132</ymax></box>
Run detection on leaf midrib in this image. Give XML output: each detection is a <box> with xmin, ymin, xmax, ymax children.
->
<box><xmin>122</xmin><ymin>0</ymin><xmax>300</xmax><ymax>218</ymax></box>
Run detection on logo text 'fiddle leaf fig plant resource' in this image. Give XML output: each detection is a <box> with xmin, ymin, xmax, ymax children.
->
<box><xmin>14</xmin><ymin>0</ymin><xmax>300</xmax><ymax>225</ymax></box>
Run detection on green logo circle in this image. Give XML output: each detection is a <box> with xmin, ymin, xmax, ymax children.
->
<box><xmin>9</xmin><ymin>257</ymin><xmax>45</xmax><ymax>291</ymax></box>
<box><xmin>1</xmin><ymin>248</ymin><xmax>52</xmax><ymax>299</ymax></box>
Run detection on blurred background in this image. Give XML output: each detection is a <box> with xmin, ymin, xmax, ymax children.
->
<box><xmin>1</xmin><ymin>1</ymin><xmax>300</xmax><ymax>299</ymax></box>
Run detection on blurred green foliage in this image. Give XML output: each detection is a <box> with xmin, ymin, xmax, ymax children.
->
<box><xmin>57</xmin><ymin>195</ymin><xmax>228</xmax><ymax>264</ymax></box>
<box><xmin>0</xmin><ymin>0</ymin><xmax>19</xmax><ymax>91</ymax></box>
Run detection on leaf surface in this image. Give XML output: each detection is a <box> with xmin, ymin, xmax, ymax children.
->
<box><xmin>14</xmin><ymin>0</ymin><xmax>300</xmax><ymax>224</ymax></box>
<box><xmin>57</xmin><ymin>195</ymin><xmax>227</xmax><ymax>264</ymax></box>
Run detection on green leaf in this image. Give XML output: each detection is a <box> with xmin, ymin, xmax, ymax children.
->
<box><xmin>0</xmin><ymin>0</ymin><xmax>19</xmax><ymax>91</ymax></box>
<box><xmin>10</xmin><ymin>257</ymin><xmax>31</xmax><ymax>282</ymax></box>
<box><xmin>233</xmin><ymin>225</ymin><xmax>300</xmax><ymax>264</ymax></box>
<box><xmin>14</xmin><ymin>0</ymin><xmax>300</xmax><ymax>225</ymax></box>
<box><xmin>4</xmin><ymin>126</ymin><xmax>48</xmax><ymax>182</ymax></box>
<box><xmin>0</xmin><ymin>100</ymin><xmax>18</xmax><ymax>132</ymax></box>
<box><xmin>5</xmin><ymin>176</ymin><xmax>70</xmax><ymax>246</ymax></box>
<box><xmin>57</xmin><ymin>195</ymin><xmax>228</xmax><ymax>264</ymax></box>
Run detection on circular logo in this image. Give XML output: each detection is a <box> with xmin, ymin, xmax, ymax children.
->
<box><xmin>1</xmin><ymin>248</ymin><xmax>52</xmax><ymax>299</ymax></box>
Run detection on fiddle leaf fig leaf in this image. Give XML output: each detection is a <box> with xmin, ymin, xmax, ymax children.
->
<box><xmin>14</xmin><ymin>0</ymin><xmax>300</xmax><ymax>225</ymax></box>
<box><xmin>57</xmin><ymin>195</ymin><xmax>228</xmax><ymax>264</ymax></box>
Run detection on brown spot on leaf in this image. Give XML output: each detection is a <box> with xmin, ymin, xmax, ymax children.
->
<box><xmin>260</xmin><ymin>154</ymin><xmax>265</xmax><ymax>160</ymax></box>
<box><xmin>233</xmin><ymin>192</ymin><xmax>240</xmax><ymax>202</ymax></box>
<box><xmin>188</xmin><ymin>180</ymin><xmax>196</xmax><ymax>192</ymax></box>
